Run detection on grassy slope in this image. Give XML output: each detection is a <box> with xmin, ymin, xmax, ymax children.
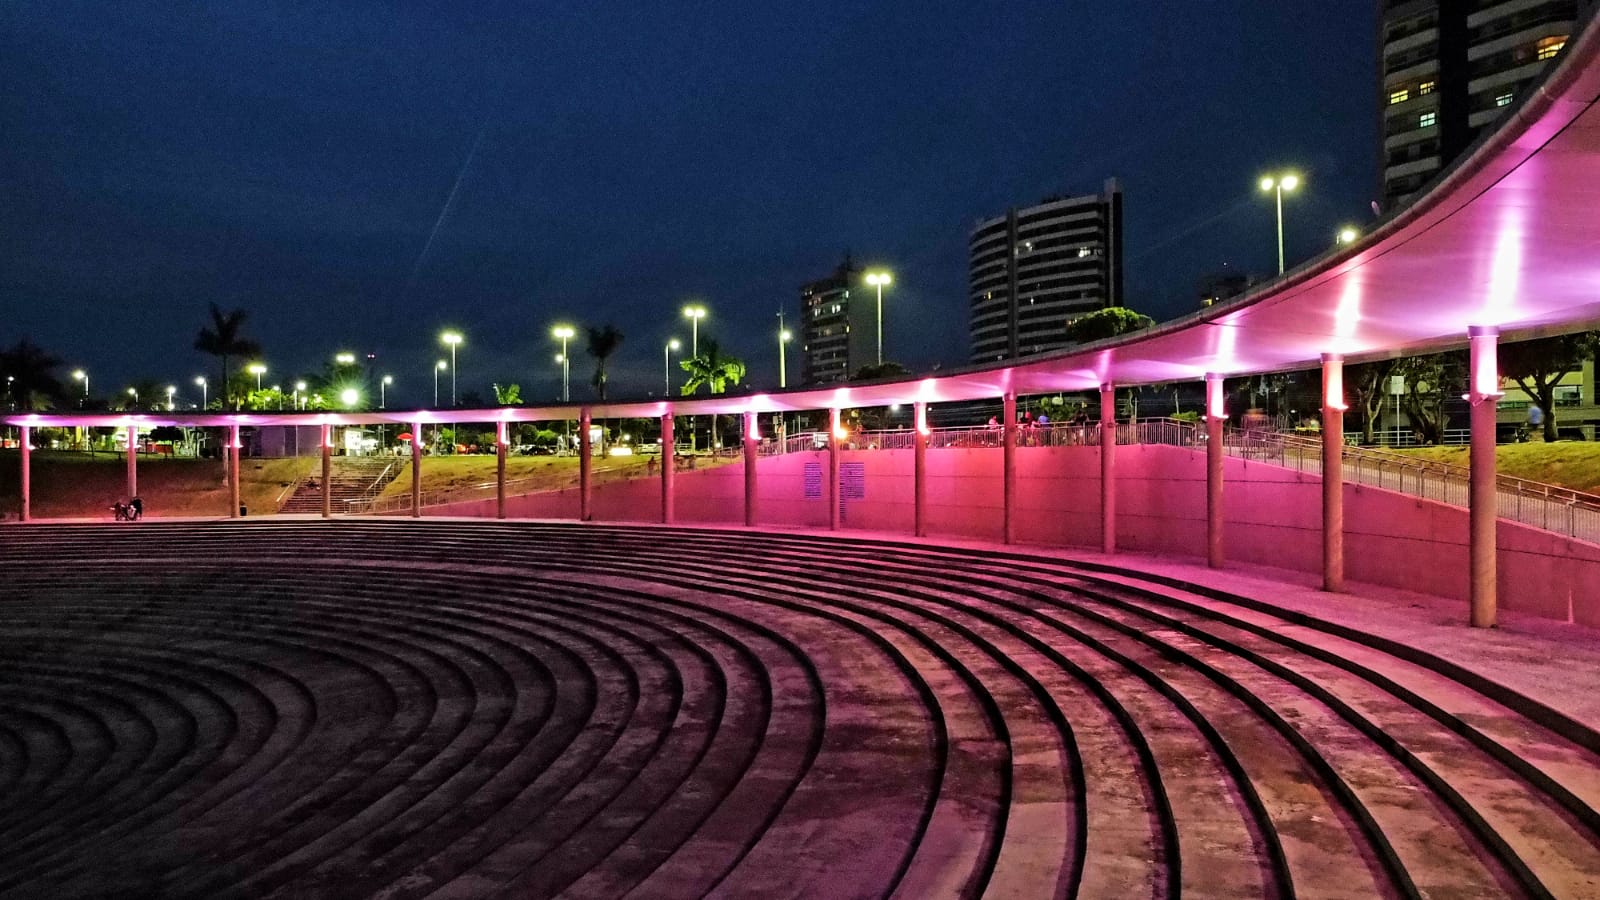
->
<box><xmin>1396</xmin><ymin>442</ymin><xmax>1600</xmax><ymax>494</ymax></box>
<box><xmin>375</xmin><ymin>455</ymin><xmax>654</xmax><ymax>500</ymax></box>
<box><xmin>0</xmin><ymin>451</ymin><xmax>310</xmax><ymax>519</ymax></box>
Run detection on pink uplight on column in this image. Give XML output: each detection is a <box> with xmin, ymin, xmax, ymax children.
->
<box><xmin>1323</xmin><ymin>354</ymin><xmax>1348</xmax><ymax>411</ymax></box>
<box><xmin>746</xmin><ymin>410</ymin><xmax>761</xmax><ymax>441</ymax></box>
<box><xmin>915</xmin><ymin>402</ymin><xmax>930</xmax><ymax>436</ymax></box>
<box><xmin>1205</xmin><ymin>374</ymin><xmax>1227</xmax><ymax>420</ymax></box>
<box><xmin>497</xmin><ymin>421</ymin><xmax>509</xmax><ymax>446</ymax></box>
<box><xmin>831</xmin><ymin>408</ymin><xmax>847</xmax><ymax>441</ymax></box>
<box><xmin>1469</xmin><ymin>326</ymin><xmax>1503</xmax><ymax>399</ymax></box>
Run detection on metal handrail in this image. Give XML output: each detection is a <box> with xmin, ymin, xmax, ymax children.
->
<box><xmin>1131</xmin><ymin>417</ymin><xmax>1600</xmax><ymax>544</ymax></box>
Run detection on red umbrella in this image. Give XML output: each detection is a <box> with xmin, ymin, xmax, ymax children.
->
<box><xmin>397</xmin><ymin>432</ymin><xmax>415</xmax><ymax>442</ymax></box>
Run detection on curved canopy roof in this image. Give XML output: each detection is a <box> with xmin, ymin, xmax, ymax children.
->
<box><xmin>9</xmin><ymin>15</ymin><xmax>1600</xmax><ymax>430</ymax></box>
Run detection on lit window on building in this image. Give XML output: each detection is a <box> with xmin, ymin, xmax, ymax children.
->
<box><xmin>1495</xmin><ymin>92</ymin><xmax>1513</xmax><ymax>108</ymax></box>
<box><xmin>1419</xmin><ymin>111</ymin><xmax>1436</xmax><ymax>128</ymax></box>
<box><xmin>1537</xmin><ymin>37</ymin><xmax>1566</xmax><ymax>61</ymax></box>
<box><xmin>1418</xmin><ymin>81</ymin><xmax>1435</xmax><ymax>95</ymax></box>
<box><xmin>1077</xmin><ymin>246</ymin><xmax>1092</xmax><ymax>258</ymax></box>
<box><xmin>1389</xmin><ymin>88</ymin><xmax>1410</xmax><ymax>105</ymax></box>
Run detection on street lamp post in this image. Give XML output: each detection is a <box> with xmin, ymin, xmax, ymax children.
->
<box><xmin>247</xmin><ymin>362</ymin><xmax>267</xmax><ymax>393</ymax></box>
<box><xmin>195</xmin><ymin>377</ymin><xmax>207</xmax><ymax>410</ymax></box>
<box><xmin>778</xmin><ymin>322</ymin><xmax>793</xmax><ymax>388</ymax></box>
<box><xmin>440</xmin><ymin>332</ymin><xmax>462</xmax><ymax>406</ymax></box>
<box><xmin>682</xmin><ymin>304</ymin><xmax>706</xmax><ymax>357</ymax></box>
<box><xmin>550</xmin><ymin>325</ymin><xmax>576</xmax><ymax>402</ymax></box>
<box><xmin>380</xmin><ymin>375</ymin><xmax>392</xmax><ymax>408</ymax></box>
<box><xmin>864</xmin><ymin>271</ymin><xmax>892</xmax><ymax>366</ymax></box>
<box><xmin>665</xmin><ymin>338</ymin><xmax>680</xmax><ymax>396</ymax></box>
<box><xmin>166</xmin><ymin>386</ymin><xmax>176</xmax><ymax>411</ymax></box>
<box><xmin>126</xmin><ymin>387</ymin><xmax>138</xmax><ymax>407</ymax></box>
<box><xmin>433</xmin><ymin>361</ymin><xmax>446</xmax><ymax>406</ymax></box>
<box><xmin>1258</xmin><ymin>172</ymin><xmax>1301</xmax><ymax>275</ymax></box>
<box><xmin>72</xmin><ymin>370</ymin><xmax>88</xmax><ymax>407</ymax></box>
<box><xmin>293</xmin><ymin>380</ymin><xmax>306</xmax><ymax>411</ymax></box>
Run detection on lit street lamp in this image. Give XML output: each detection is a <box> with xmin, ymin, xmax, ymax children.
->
<box><xmin>334</xmin><ymin>351</ymin><xmax>356</xmax><ymax>366</ymax></box>
<box><xmin>195</xmin><ymin>376</ymin><xmax>207</xmax><ymax>410</ymax></box>
<box><xmin>440</xmin><ymin>331</ymin><xmax>463</xmax><ymax>406</ymax></box>
<box><xmin>380</xmin><ymin>375</ymin><xmax>393</xmax><ymax>409</ymax></box>
<box><xmin>864</xmin><ymin>271</ymin><xmax>892</xmax><ymax>366</ymax></box>
<box><xmin>165</xmin><ymin>385</ymin><xmax>176</xmax><ymax>411</ymax></box>
<box><xmin>433</xmin><ymin>360</ymin><xmax>447</xmax><ymax>406</ymax></box>
<box><xmin>293</xmin><ymin>380</ymin><xmax>307</xmax><ymax>410</ymax></box>
<box><xmin>247</xmin><ymin>362</ymin><xmax>267</xmax><ymax>392</ymax></box>
<box><xmin>340</xmin><ymin>388</ymin><xmax>360</xmax><ymax>409</ymax></box>
<box><xmin>126</xmin><ymin>387</ymin><xmax>138</xmax><ymax>407</ymax></box>
<box><xmin>1259</xmin><ymin>172</ymin><xmax>1301</xmax><ymax>275</ymax></box>
<box><xmin>551</xmin><ymin>325</ymin><xmax>575</xmax><ymax>402</ymax></box>
<box><xmin>1336</xmin><ymin>226</ymin><xmax>1359</xmax><ymax>246</ymax></box>
<box><xmin>72</xmin><ymin>370</ymin><xmax>88</xmax><ymax>406</ymax></box>
<box><xmin>664</xmin><ymin>338</ymin><xmax>681</xmax><ymax>396</ymax></box>
<box><xmin>682</xmin><ymin>304</ymin><xmax>707</xmax><ymax>357</ymax></box>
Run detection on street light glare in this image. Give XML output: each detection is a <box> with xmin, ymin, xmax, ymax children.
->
<box><xmin>383</xmin><ymin>375</ymin><xmax>393</xmax><ymax>385</ymax></box>
<box><xmin>295</xmin><ymin>380</ymin><xmax>307</xmax><ymax>390</ymax></box>
<box><xmin>437</xmin><ymin>360</ymin><xmax>448</xmax><ymax>370</ymax></box>
<box><xmin>1338</xmin><ymin>226</ymin><xmax>1360</xmax><ymax>244</ymax></box>
<box><xmin>195</xmin><ymin>376</ymin><xmax>206</xmax><ymax>386</ymax></box>
<box><xmin>780</xmin><ymin>329</ymin><xmax>793</xmax><ymax>341</ymax></box>
<box><xmin>334</xmin><ymin>352</ymin><xmax>356</xmax><ymax>365</ymax></box>
<box><xmin>551</xmin><ymin>324</ymin><xmax>575</xmax><ymax>340</ymax></box>
<box><xmin>72</xmin><ymin>370</ymin><xmax>85</xmax><ymax>380</ymax></box>
<box><xmin>1281</xmin><ymin>174</ymin><xmax>1301</xmax><ymax>191</ymax></box>
<box><xmin>441</xmin><ymin>331</ymin><xmax>463</xmax><ymax>346</ymax></box>
<box><xmin>668</xmin><ymin>338</ymin><xmax>681</xmax><ymax>350</ymax></box>
<box><xmin>247</xmin><ymin>363</ymin><xmax>267</xmax><ymax>375</ymax></box>
<box><xmin>682</xmin><ymin>304</ymin><xmax>706</xmax><ymax>320</ymax></box>
<box><xmin>339</xmin><ymin>388</ymin><xmax>360</xmax><ymax>407</ymax></box>
<box><xmin>1260</xmin><ymin>176</ymin><xmax>1276</xmax><ymax>192</ymax></box>
<box><xmin>865</xmin><ymin>271</ymin><xmax>892</xmax><ymax>286</ymax></box>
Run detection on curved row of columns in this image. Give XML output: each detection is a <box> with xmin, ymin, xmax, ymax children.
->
<box><xmin>9</xmin><ymin>329</ymin><xmax>1505</xmax><ymax>627</ymax></box>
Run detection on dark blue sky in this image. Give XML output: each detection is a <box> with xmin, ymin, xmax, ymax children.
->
<box><xmin>2</xmin><ymin>1</ymin><xmax>1377</xmax><ymax>406</ymax></box>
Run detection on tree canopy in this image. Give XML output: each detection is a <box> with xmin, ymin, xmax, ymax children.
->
<box><xmin>1499</xmin><ymin>332</ymin><xmax>1599</xmax><ymax>440</ymax></box>
<box><xmin>193</xmin><ymin>303</ymin><xmax>261</xmax><ymax>409</ymax></box>
<box><xmin>585</xmin><ymin>324</ymin><xmax>625</xmax><ymax>401</ymax></box>
<box><xmin>680</xmin><ymin>339</ymin><xmax>746</xmax><ymax>396</ymax></box>
<box><xmin>1064</xmin><ymin>307</ymin><xmax>1154</xmax><ymax>344</ymax></box>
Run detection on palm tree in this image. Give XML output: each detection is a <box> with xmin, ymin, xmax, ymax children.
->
<box><xmin>585</xmin><ymin>325</ymin><xmax>624</xmax><ymax>402</ymax></box>
<box><xmin>0</xmin><ymin>338</ymin><xmax>64</xmax><ymax>411</ymax></box>
<box><xmin>493</xmin><ymin>383</ymin><xmax>522</xmax><ymax>406</ymax></box>
<box><xmin>680</xmin><ymin>339</ymin><xmax>747</xmax><ymax>450</ymax></box>
<box><xmin>193</xmin><ymin>303</ymin><xmax>261</xmax><ymax>410</ymax></box>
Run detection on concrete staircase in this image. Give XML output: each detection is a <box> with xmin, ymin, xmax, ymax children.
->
<box><xmin>276</xmin><ymin>457</ymin><xmax>401</xmax><ymax>514</ymax></box>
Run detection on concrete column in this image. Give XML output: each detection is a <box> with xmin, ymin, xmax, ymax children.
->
<box><xmin>1003</xmin><ymin>392</ymin><xmax>1017</xmax><ymax>544</ymax></box>
<box><xmin>1100</xmin><ymin>383</ymin><xmax>1117</xmax><ymax>554</ymax></box>
<box><xmin>320</xmin><ymin>424</ymin><xmax>333</xmax><ymax>518</ymax></box>
<box><xmin>913</xmin><ymin>401</ymin><xmax>928</xmax><ymax>537</ymax></box>
<box><xmin>19</xmin><ymin>426</ymin><xmax>31</xmax><ymax>522</ymax></box>
<box><xmin>744</xmin><ymin>413</ymin><xmax>758</xmax><ymax>527</ymax></box>
<box><xmin>579</xmin><ymin>407</ymin><xmax>593</xmax><ymax>521</ymax></box>
<box><xmin>410</xmin><ymin>421</ymin><xmax>423</xmax><ymax>518</ymax></box>
<box><xmin>828</xmin><ymin>407</ymin><xmax>841</xmax><ymax>531</ymax></box>
<box><xmin>1469</xmin><ymin>326</ymin><xmax>1501</xmax><ymax>628</ymax></box>
<box><xmin>1322</xmin><ymin>354</ymin><xmax>1346</xmax><ymax>592</ymax></box>
<box><xmin>661</xmin><ymin>412</ymin><xmax>675</xmax><ymax>524</ymax></box>
<box><xmin>229</xmin><ymin>424</ymin><xmax>241</xmax><ymax>518</ymax></box>
<box><xmin>496</xmin><ymin>420</ymin><xmax>508</xmax><ymax>520</ymax></box>
<box><xmin>126</xmin><ymin>425</ymin><xmax>138</xmax><ymax>499</ymax></box>
<box><xmin>1206</xmin><ymin>374</ymin><xmax>1226</xmax><ymax>568</ymax></box>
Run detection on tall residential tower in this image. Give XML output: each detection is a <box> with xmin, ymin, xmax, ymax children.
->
<box><xmin>799</xmin><ymin>255</ymin><xmax>873</xmax><ymax>385</ymax></box>
<box><xmin>1380</xmin><ymin>0</ymin><xmax>1591</xmax><ymax>208</ymax></box>
<box><xmin>968</xmin><ymin>179</ymin><xmax>1123</xmax><ymax>363</ymax></box>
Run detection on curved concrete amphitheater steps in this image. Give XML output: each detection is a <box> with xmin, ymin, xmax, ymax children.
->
<box><xmin>2</xmin><ymin>524</ymin><xmax>1599</xmax><ymax>898</ymax></box>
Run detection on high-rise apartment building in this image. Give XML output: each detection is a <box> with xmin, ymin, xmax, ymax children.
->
<box><xmin>1380</xmin><ymin>0</ymin><xmax>1591</xmax><ymax>208</ymax></box>
<box><xmin>968</xmin><ymin>179</ymin><xmax>1123</xmax><ymax>363</ymax></box>
<box><xmin>799</xmin><ymin>255</ymin><xmax>873</xmax><ymax>385</ymax></box>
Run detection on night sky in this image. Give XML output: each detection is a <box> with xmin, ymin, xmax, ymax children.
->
<box><xmin>2</xmin><ymin>2</ymin><xmax>1377</xmax><ymax>406</ymax></box>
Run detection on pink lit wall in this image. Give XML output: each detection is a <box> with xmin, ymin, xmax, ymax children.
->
<box><xmin>429</xmin><ymin>444</ymin><xmax>1600</xmax><ymax>626</ymax></box>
